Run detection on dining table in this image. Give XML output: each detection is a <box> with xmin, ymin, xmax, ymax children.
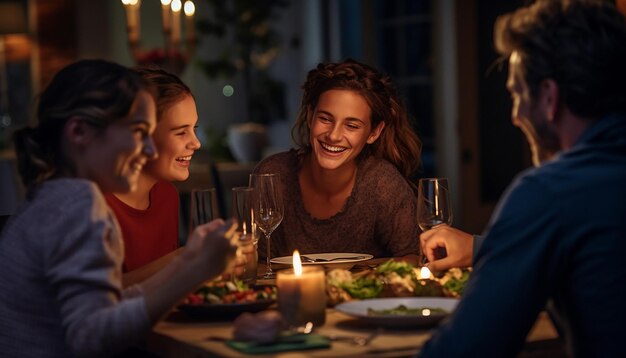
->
<box><xmin>144</xmin><ymin>258</ymin><xmax>562</xmax><ymax>357</ymax></box>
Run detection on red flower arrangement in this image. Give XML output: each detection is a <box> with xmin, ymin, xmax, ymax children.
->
<box><xmin>134</xmin><ymin>48</ymin><xmax>189</xmax><ymax>74</ymax></box>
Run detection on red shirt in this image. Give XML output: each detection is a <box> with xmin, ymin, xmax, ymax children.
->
<box><xmin>105</xmin><ymin>180</ymin><xmax>179</xmax><ymax>272</ymax></box>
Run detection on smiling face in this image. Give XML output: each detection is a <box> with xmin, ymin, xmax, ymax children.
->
<box><xmin>144</xmin><ymin>94</ymin><xmax>200</xmax><ymax>181</ymax></box>
<box><xmin>82</xmin><ymin>90</ymin><xmax>158</xmax><ymax>193</ymax></box>
<box><xmin>507</xmin><ymin>52</ymin><xmax>559</xmax><ymax>166</ymax></box>
<box><xmin>308</xmin><ymin>89</ymin><xmax>384</xmax><ymax>171</ymax></box>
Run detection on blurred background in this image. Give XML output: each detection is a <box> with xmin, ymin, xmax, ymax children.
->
<box><xmin>2</xmin><ymin>0</ymin><xmax>624</xmax><ymax>234</ymax></box>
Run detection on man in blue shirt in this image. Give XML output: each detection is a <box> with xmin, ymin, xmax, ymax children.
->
<box><xmin>419</xmin><ymin>1</ymin><xmax>626</xmax><ymax>357</ymax></box>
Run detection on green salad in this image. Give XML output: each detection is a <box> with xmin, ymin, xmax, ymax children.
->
<box><xmin>325</xmin><ymin>259</ymin><xmax>472</xmax><ymax>306</ymax></box>
<box><xmin>376</xmin><ymin>260</ymin><xmax>415</xmax><ymax>276</ymax></box>
<box><xmin>340</xmin><ymin>276</ymin><xmax>383</xmax><ymax>299</ymax></box>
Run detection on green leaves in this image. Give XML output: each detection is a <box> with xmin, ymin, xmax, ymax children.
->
<box><xmin>376</xmin><ymin>260</ymin><xmax>415</xmax><ymax>277</ymax></box>
<box><xmin>341</xmin><ymin>277</ymin><xmax>384</xmax><ymax>299</ymax></box>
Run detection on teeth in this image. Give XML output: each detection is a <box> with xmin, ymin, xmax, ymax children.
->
<box><xmin>320</xmin><ymin>142</ymin><xmax>346</xmax><ymax>153</ymax></box>
<box><xmin>176</xmin><ymin>156</ymin><xmax>192</xmax><ymax>161</ymax></box>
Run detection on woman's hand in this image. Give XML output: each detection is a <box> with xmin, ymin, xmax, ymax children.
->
<box><xmin>183</xmin><ymin>219</ymin><xmax>239</xmax><ymax>281</ymax></box>
<box><xmin>232</xmin><ymin>242</ymin><xmax>254</xmax><ymax>278</ymax></box>
<box><xmin>420</xmin><ymin>224</ymin><xmax>473</xmax><ymax>271</ymax></box>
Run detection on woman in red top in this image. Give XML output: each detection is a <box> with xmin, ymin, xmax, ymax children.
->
<box><xmin>105</xmin><ymin>66</ymin><xmax>201</xmax><ymax>279</ymax></box>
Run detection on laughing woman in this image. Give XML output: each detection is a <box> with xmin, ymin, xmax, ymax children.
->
<box><xmin>104</xmin><ymin>66</ymin><xmax>201</xmax><ymax>279</ymax></box>
<box><xmin>0</xmin><ymin>60</ymin><xmax>238</xmax><ymax>357</ymax></box>
<box><xmin>253</xmin><ymin>59</ymin><xmax>422</xmax><ymax>262</ymax></box>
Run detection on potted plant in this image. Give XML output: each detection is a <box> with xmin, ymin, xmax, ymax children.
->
<box><xmin>196</xmin><ymin>0</ymin><xmax>288</xmax><ymax>163</ymax></box>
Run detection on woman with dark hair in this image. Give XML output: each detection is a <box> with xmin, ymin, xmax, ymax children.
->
<box><xmin>0</xmin><ymin>59</ymin><xmax>238</xmax><ymax>357</ymax></box>
<box><xmin>254</xmin><ymin>59</ymin><xmax>422</xmax><ymax>261</ymax></box>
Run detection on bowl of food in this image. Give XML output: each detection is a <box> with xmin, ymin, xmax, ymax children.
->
<box><xmin>179</xmin><ymin>280</ymin><xmax>277</xmax><ymax>318</ymax></box>
<box><xmin>325</xmin><ymin>260</ymin><xmax>471</xmax><ymax>306</ymax></box>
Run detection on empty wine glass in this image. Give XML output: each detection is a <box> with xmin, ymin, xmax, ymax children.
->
<box><xmin>249</xmin><ymin>173</ymin><xmax>284</xmax><ymax>279</ymax></box>
<box><xmin>417</xmin><ymin>178</ymin><xmax>452</xmax><ymax>263</ymax></box>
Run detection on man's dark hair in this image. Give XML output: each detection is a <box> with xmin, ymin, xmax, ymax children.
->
<box><xmin>494</xmin><ymin>0</ymin><xmax>626</xmax><ymax>119</ymax></box>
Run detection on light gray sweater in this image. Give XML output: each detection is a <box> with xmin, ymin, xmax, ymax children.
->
<box><xmin>0</xmin><ymin>178</ymin><xmax>150</xmax><ymax>357</ymax></box>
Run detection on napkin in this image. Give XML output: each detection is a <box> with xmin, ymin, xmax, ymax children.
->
<box><xmin>226</xmin><ymin>334</ymin><xmax>331</xmax><ymax>354</ymax></box>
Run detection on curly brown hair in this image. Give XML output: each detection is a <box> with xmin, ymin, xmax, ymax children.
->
<box><xmin>494</xmin><ymin>0</ymin><xmax>626</xmax><ymax>119</ymax></box>
<box><xmin>291</xmin><ymin>59</ymin><xmax>422</xmax><ymax>181</ymax></box>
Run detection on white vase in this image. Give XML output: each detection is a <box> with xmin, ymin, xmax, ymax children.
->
<box><xmin>227</xmin><ymin>123</ymin><xmax>268</xmax><ymax>163</ymax></box>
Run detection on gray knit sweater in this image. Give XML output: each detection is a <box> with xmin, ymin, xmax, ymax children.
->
<box><xmin>0</xmin><ymin>178</ymin><xmax>150</xmax><ymax>357</ymax></box>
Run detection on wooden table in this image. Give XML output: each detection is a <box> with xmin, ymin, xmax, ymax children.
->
<box><xmin>145</xmin><ymin>260</ymin><xmax>562</xmax><ymax>357</ymax></box>
<box><xmin>147</xmin><ymin>308</ymin><xmax>558</xmax><ymax>357</ymax></box>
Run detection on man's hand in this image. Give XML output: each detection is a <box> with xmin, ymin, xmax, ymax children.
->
<box><xmin>420</xmin><ymin>224</ymin><xmax>474</xmax><ymax>271</ymax></box>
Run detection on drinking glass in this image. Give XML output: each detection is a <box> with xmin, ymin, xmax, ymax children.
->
<box><xmin>189</xmin><ymin>188</ymin><xmax>220</xmax><ymax>235</ymax></box>
<box><xmin>249</xmin><ymin>173</ymin><xmax>284</xmax><ymax>279</ymax></box>
<box><xmin>231</xmin><ymin>186</ymin><xmax>259</xmax><ymax>285</ymax></box>
<box><xmin>417</xmin><ymin>178</ymin><xmax>452</xmax><ymax>263</ymax></box>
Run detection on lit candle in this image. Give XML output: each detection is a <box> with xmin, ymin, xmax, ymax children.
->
<box><xmin>121</xmin><ymin>0</ymin><xmax>141</xmax><ymax>43</ymax></box>
<box><xmin>277</xmin><ymin>250</ymin><xmax>326</xmax><ymax>327</ymax></box>
<box><xmin>170</xmin><ymin>0</ymin><xmax>182</xmax><ymax>46</ymax></box>
<box><xmin>161</xmin><ymin>0</ymin><xmax>172</xmax><ymax>36</ymax></box>
<box><xmin>184</xmin><ymin>1</ymin><xmax>196</xmax><ymax>44</ymax></box>
<box><xmin>415</xmin><ymin>266</ymin><xmax>445</xmax><ymax>296</ymax></box>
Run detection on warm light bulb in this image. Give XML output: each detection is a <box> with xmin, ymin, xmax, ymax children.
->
<box><xmin>293</xmin><ymin>250</ymin><xmax>302</xmax><ymax>276</ymax></box>
<box><xmin>171</xmin><ymin>0</ymin><xmax>182</xmax><ymax>12</ymax></box>
<box><xmin>161</xmin><ymin>0</ymin><xmax>172</xmax><ymax>5</ymax></box>
<box><xmin>420</xmin><ymin>266</ymin><xmax>432</xmax><ymax>279</ymax></box>
<box><xmin>184</xmin><ymin>1</ymin><xmax>195</xmax><ymax>16</ymax></box>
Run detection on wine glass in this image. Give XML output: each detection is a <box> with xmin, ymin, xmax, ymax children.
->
<box><xmin>249</xmin><ymin>173</ymin><xmax>284</xmax><ymax>279</ymax></box>
<box><xmin>231</xmin><ymin>186</ymin><xmax>258</xmax><ymax>285</ymax></box>
<box><xmin>417</xmin><ymin>178</ymin><xmax>452</xmax><ymax>263</ymax></box>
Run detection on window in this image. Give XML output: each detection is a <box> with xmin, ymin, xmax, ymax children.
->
<box><xmin>335</xmin><ymin>0</ymin><xmax>435</xmax><ymax>178</ymax></box>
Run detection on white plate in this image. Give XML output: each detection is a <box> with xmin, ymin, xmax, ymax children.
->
<box><xmin>270</xmin><ymin>253</ymin><xmax>373</xmax><ymax>269</ymax></box>
<box><xmin>335</xmin><ymin>297</ymin><xmax>459</xmax><ymax>327</ymax></box>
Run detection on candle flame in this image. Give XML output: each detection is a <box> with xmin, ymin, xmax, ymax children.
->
<box><xmin>184</xmin><ymin>1</ymin><xmax>195</xmax><ymax>16</ymax></box>
<box><xmin>171</xmin><ymin>0</ymin><xmax>182</xmax><ymax>12</ymax></box>
<box><xmin>292</xmin><ymin>250</ymin><xmax>302</xmax><ymax>276</ymax></box>
<box><xmin>420</xmin><ymin>266</ymin><xmax>432</xmax><ymax>279</ymax></box>
<box><xmin>161</xmin><ymin>0</ymin><xmax>172</xmax><ymax>5</ymax></box>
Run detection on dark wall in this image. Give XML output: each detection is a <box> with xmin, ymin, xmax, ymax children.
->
<box><xmin>476</xmin><ymin>0</ymin><xmax>530</xmax><ymax>202</ymax></box>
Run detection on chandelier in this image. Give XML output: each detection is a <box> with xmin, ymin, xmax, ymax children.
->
<box><xmin>120</xmin><ymin>0</ymin><xmax>196</xmax><ymax>74</ymax></box>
